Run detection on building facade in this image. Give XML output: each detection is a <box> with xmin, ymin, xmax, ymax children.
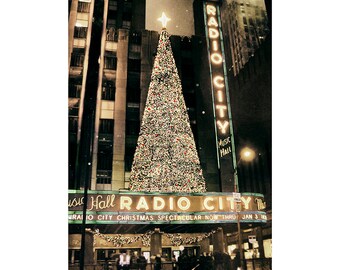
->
<box><xmin>220</xmin><ymin>0</ymin><xmax>269</xmax><ymax>76</ymax></box>
<box><xmin>68</xmin><ymin>0</ymin><xmax>271</xmax><ymax>268</ymax></box>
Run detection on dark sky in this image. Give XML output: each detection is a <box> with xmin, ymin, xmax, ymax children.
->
<box><xmin>146</xmin><ymin>0</ymin><xmax>194</xmax><ymax>36</ymax></box>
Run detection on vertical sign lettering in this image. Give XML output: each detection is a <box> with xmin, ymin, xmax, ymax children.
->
<box><xmin>204</xmin><ymin>2</ymin><xmax>236</xmax><ymax>191</ymax></box>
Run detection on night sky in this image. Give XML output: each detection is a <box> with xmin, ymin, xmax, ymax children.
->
<box><xmin>146</xmin><ymin>0</ymin><xmax>194</xmax><ymax>36</ymax></box>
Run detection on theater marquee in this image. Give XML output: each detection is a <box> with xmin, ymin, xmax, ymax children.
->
<box><xmin>68</xmin><ymin>190</ymin><xmax>267</xmax><ymax>224</ymax></box>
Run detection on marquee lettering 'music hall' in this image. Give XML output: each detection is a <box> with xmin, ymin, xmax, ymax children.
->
<box><xmin>68</xmin><ymin>0</ymin><xmax>271</xmax><ymax>268</ymax></box>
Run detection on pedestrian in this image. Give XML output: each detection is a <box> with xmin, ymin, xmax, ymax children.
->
<box><xmin>104</xmin><ymin>257</ymin><xmax>110</xmax><ymax>270</ymax></box>
<box><xmin>154</xmin><ymin>254</ymin><xmax>162</xmax><ymax>270</ymax></box>
<box><xmin>172</xmin><ymin>255</ymin><xmax>177</xmax><ymax>270</ymax></box>
<box><xmin>205</xmin><ymin>253</ymin><xmax>213</xmax><ymax>270</ymax></box>
<box><xmin>233</xmin><ymin>251</ymin><xmax>241</xmax><ymax>270</ymax></box>
<box><xmin>137</xmin><ymin>253</ymin><xmax>147</xmax><ymax>270</ymax></box>
<box><xmin>119</xmin><ymin>250</ymin><xmax>131</xmax><ymax>270</ymax></box>
<box><xmin>198</xmin><ymin>252</ymin><xmax>207</xmax><ymax>270</ymax></box>
<box><xmin>213</xmin><ymin>251</ymin><xmax>223</xmax><ymax>270</ymax></box>
<box><xmin>222</xmin><ymin>252</ymin><xmax>232</xmax><ymax>270</ymax></box>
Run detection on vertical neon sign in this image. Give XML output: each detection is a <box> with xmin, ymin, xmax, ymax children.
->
<box><xmin>204</xmin><ymin>1</ymin><xmax>238</xmax><ymax>191</ymax></box>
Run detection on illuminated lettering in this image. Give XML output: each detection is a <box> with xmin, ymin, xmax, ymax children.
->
<box><xmin>208</xmin><ymin>28</ymin><xmax>219</xmax><ymax>39</ymax></box>
<box><xmin>153</xmin><ymin>197</ymin><xmax>165</xmax><ymax>210</ymax></box>
<box><xmin>136</xmin><ymin>196</ymin><xmax>149</xmax><ymax>210</ymax></box>
<box><xmin>68</xmin><ymin>194</ymin><xmax>266</xmax><ymax>222</ymax></box>
<box><xmin>120</xmin><ymin>196</ymin><xmax>132</xmax><ymax>210</ymax></box>
<box><xmin>212</xmin><ymin>40</ymin><xmax>218</xmax><ymax>51</ymax></box>
<box><xmin>206</xmin><ymin>4</ymin><xmax>216</xmax><ymax>15</ymax></box>
<box><xmin>177</xmin><ymin>197</ymin><xmax>191</xmax><ymax>210</ymax></box>
<box><xmin>217</xmin><ymin>90</ymin><xmax>223</xmax><ymax>102</ymax></box>
<box><xmin>220</xmin><ymin>146</ymin><xmax>231</xmax><ymax>157</ymax></box>
<box><xmin>227</xmin><ymin>197</ymin><xmax>235</xmax><ymax>210</ymax></box>
<box><xmin>217</xmin><ymin>120</ymin><xmax>229</xmax><ymax>133</ymax></box>
<box><xmin>203</xmin><ymin>197</ymin><xmax>214</xmax><ymax>210</ymax></box>
<box><xmin>218</xmin><ymin>197</ymin><xmax>223</xmax><ymax>210</ymax></box>
<box><xmin>68</xmin><ymin>197</ymin><xmax>84</xmax><ymax>208</ymax></box>
<box><xmin>211</xmin><ymin>53</ymin><xmax>223</xmax><ymax>64</ymax></box>
<box><xmin>213</xmin><ymin>76</ymin><xmax>225</xmax><ymax>88</ymax></box>
<box><xmin>169</xmin><ymin>197</ymin><xmax>174</xmax><ymax>210</ymax></box>
<box><xmin>241</xmin><ymin>196</ymin><xmax>251</xmax><ymax>210</ymax></box>
<box><xmin>207</xmin><ymin>16</ymin><xmax>219</xmax><ymax>27</ymax></box>
<box><xmin>216</xmin><ymin>105</ymin><xmax>227</xmax><ymax>117</ymax></box>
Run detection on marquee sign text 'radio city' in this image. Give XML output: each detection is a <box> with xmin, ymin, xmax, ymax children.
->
<box><xmin>68</xmin><ymin>192</ymin><xmax>266</xmax><ymax>212</ymax></box>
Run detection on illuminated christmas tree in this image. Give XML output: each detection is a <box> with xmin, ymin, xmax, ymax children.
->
<box><xmin>129</xmin><ymin>13</ymin><xmax>206</xmax><ymax>193</ymax></box>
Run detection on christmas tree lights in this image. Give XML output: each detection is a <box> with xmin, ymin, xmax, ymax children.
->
<box><xmin>129</xmin><ymin>24</ymin><xmax>206</xmax><ymax>193</ymax></box>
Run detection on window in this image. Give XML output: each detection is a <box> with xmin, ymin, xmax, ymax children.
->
<box><xmin>104</xmin><ymin>55</ymin><xmax>117</xmax><ymax>70</ymax></box>
<box><xmin>69</xmin><ymin>117</ymin><xmax>78</xmax><ymax>133</ymax></box>
<box><xmin>77</xmin><ymin>1</ymin><xmax>90</xmax><ymax>13</ymax></box>
<box><xmin>69</xmin><ymin>84</ymin><xmax>81</xmax><ymax>98</ymax></box>
<box><xmin>74</xmin><ymin>26</ymin><xmax>87</xmax><ymax>38</ymax></box>
<box><xmin>96</xmin><ymin>169</ymin><xmax>112</xmax><ymax>184</ymax></box>
<box><xmin>71</xmin><ymin>54</ymin><xmax>84</xmax><ymax>67</ymax></box>
<box><xmin>69</xmin><ymin>77</ymin><xmax>82</xmax><ymax>98</ymax></box>
<box><xmin>97</xmin><ymin>140</ymin><xmax>113</xmax><ymax>171</ymax></box>
<box><xmin>106</xmin><ymin>27</ymin><xmax>118</xmax><ymax>41</ymax></box>
<box><xmin>69</xmin><ymin>249</ymin><xmax>81</xmax><ymax>264</ymax></box>
<box><xmin>249</xmin><ymin>18</ymin><xmax>254</xmax><ymax>26</ymax></box>
<box><xmin>162</xmin><ymin>248</ymin><xmax>172</xmax><ymax>260</ymax></box>
<box><xmin>108</xmin><ymin>0</ymin><xmax>118</xmax><ymax>11</ymax></box>
<box><xmin>102</xmin><ymin>80</ymin><xmax>115</xmax><ymax>100</ymax></box>
<box><xmin>123</xmin><ymin>0</ymin><xmax>132</xmax><ymax>11</ymax></box>
<box><xmin>122</xmin><ymin>20</ymin><xmax>131</xmax><ymax>29</ymax></box>
<box><xmin>99</xmin><ymin>119</ymin><xmax>114</xmax><ymax>134</ymax></box>
<box><xmin>71</xmin><ymin>50</ymin><xmax>85</xmax><ymax>67</ymax></box>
